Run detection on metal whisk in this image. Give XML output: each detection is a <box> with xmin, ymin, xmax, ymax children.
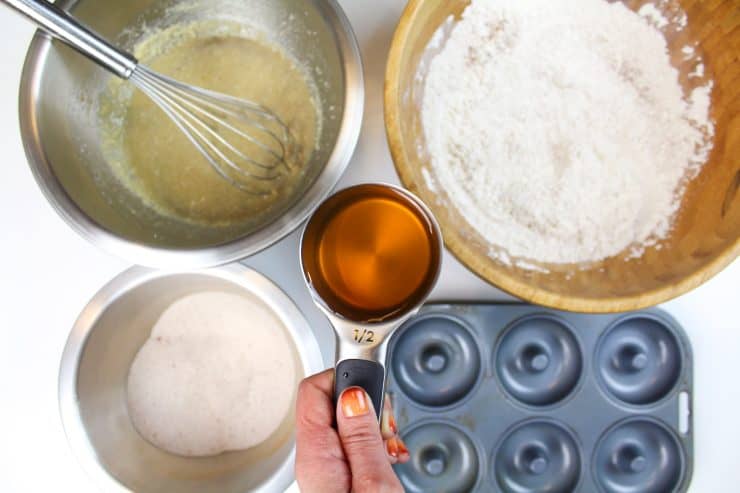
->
<box><xmin>4</xmin><ymin>0</ymin><xmax>292</xmax><ymax>195</ymax></box>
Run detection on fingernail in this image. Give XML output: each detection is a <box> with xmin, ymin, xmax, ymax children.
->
<box><xmin>382</xmin><ymin>412</ymin><xmax>397</xmax><ymax>435</ymax></box>
<box><xmin>397</xmin><ymin>438</ymin><xmax>409</xmax><ymax>455</ymax></box>
<box><xmin>381</xmin><ymin>408</ymin><xmax>397</xmax><ymax>435</ymax></box>
<box><xmin>340</xmin><ymin>387</ymin><xmax>370</xmax><ymax>417</ymax></box>
<box><xmin>387</xmin><ymin>437</ymin><xmax>409</xmax><ymax>458</ymax></box>
<box><xmin>382</xmin><ymin>395</ymin><xmax>398</xmax><ymax>435</ymax></box>
<box><xmin>387</xmin><ymin>437</ymin><xmax>400</xmax><ymax>458</ymax></box>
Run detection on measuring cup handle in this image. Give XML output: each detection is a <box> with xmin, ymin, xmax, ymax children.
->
<box><xmin>334</xmin><ymin>359</ymin><xmax>385</xmax><ymax>420</ymax></box>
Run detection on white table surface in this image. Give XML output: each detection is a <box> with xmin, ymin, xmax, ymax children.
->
<box><xmin>0</xmin><ymin>1</ymin><xmax>738</xmax><ymax>491</ymax></box>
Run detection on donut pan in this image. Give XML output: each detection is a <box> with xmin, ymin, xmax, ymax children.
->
<box><xmin>387</xmin><ymin>304</ymin><xmax>693</xmax><ymax>493</ymax></box>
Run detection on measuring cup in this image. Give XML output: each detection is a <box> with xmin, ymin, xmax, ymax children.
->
<box><xmin>301</xmin><ymin>184</ymin><xmax>443</xmax><ymax>418</ymax></box>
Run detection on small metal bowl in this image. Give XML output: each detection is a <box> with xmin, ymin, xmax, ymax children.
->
<box><xmin>20</xmin><ymin>0</ymin><xmax>363</xmax><ymax>268</ymax></box>
<box><xmin>58</xmin><ymin>264</ymin><xmax>323</xmax><ymax>492</ymax></box>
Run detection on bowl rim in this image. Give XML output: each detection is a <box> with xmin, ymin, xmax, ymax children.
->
<box><xmin>383</xmin><ymin>0</ymin><xmax>740</xmax><ymax>313</ymax></box>
<box><xmin>57</xmin><ymin>263</ymin><xmax>325</xmax><ymax>492</ymax></box>
<box><xmin>19</xmin><ymin>0</ymin><xmax>364</xmax><ymax>269</ymax></box>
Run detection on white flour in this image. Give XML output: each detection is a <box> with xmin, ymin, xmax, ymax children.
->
<box><xmin>422</xmin><ymin>0</ymin><xmax>714</xmax><ymax>266</ymax></box>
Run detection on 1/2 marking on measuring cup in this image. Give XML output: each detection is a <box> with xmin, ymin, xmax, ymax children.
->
<box><xmin>353</xmin><ymin>329</ymin><xmax>376</xmax><ymax>344</ymax></box>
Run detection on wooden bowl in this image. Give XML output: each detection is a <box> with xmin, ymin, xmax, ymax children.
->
<box><xmin>385</xmin><ymin>0</ymin><xmax>740</xmax><ymax>312</ymax></box>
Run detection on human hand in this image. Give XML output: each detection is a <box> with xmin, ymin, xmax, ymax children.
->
<box><xmin>295</xmin><ymin>369</ymin><xmax>410</xmax><ymax>493</ymax></box>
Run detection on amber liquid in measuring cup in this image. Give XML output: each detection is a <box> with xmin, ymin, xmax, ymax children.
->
<box><xmin>302</xmin><ymin>185</ymin><xmax>441</xmax><ymax>323</ymax></box>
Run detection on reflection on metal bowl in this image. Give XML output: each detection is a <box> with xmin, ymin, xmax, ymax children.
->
<box><xmin>58</xmin><ymin>264</ymin><xmax>323</xmax><ymax>492</ymax></box>
<box><xmin>20</xmin><ymin>0</ymin><xmax>363</xmax><ymax>267</ymax></box>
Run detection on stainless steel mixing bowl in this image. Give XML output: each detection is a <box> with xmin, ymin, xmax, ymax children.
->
<box><xmin>19</xmin><ymin>0</ymin><xmax>363</xmax><ymax>267</ymax></box>
<box><xmin>59</xmin><ymin>264</ymin><xmax>324</xmax><ymax>492</ymax></box>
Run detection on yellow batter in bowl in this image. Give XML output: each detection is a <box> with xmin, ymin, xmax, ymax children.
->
<box><xmin>100</xmin><ymin>22</ymin><xmax>320</xmax><ymax>227</ymax></box>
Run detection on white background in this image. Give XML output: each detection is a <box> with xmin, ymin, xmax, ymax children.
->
<box><xmin>0</xmin><ymin>0</ymin><xmax>738</xmax><ymax>491</ymax></box>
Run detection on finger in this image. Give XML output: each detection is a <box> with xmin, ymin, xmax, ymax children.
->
<box><xmin>380</xmin><ymin>395</ymin><xmax>398</xmax><ymax>440</ymax></box>
<box><xmin>296</xmin><ymin>370</ymin><xmax>349</xmax><ymax>493</ymax></box>
<box><xmin>337</xmin><ymin>387</ymin><xmax>403</xmax><ymax>493</ymax></box>
<box><xmin>384</xmin><ymin>439</ymin><xmax>398</xmax><ymax>465</ymax></box>
<box><xmin>296</xmin><ymin>369</ymin><xmax>335</xmax><ymax>428</ymax></box>
<box><xmin>386</xmin><ymin>436</ymin><xmax>410</xmax><ymax>464</ymax></box>
<box><xmin>380</xmin><ymin>395</ymin><xmax>410</xmax><ymax>465</ymax></box>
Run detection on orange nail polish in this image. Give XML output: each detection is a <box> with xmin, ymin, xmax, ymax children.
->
<box><xmin>340</xmin><ymin>387</ymin><xmax>370</xmax><ymax>417</ymax></box>
<box><xmin>389</xmin><ymin>414</ymin><xmax>398</xmax><ymax>434</ymax></box>
<box><xmin>397</xmin><ymin>438</ymin><xmax>409</xmax><ymax>456</ymax></box>
<box><xmin>387</xmin><ymin>437</ymin><xmax>400</xmax><ymax>458</ymax></box>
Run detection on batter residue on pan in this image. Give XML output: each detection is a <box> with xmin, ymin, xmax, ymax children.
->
<box><xmin>100</xmin><ymin>22</ymin><xmax>321</xmax><ymax>227</ymax></box>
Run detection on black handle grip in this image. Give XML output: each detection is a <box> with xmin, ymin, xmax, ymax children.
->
<box><xmin>334</xmin><ymin>359</ymin><xmax>385</xmax><ymax>420</ymax></box>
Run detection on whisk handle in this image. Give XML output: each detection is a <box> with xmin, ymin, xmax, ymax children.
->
<box><xmin>2</xmin><ymin>0</ymin><xmax>137</xmax><ymax>78</ymax></box>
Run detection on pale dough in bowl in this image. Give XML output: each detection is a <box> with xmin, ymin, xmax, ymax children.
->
<box><xmin>126</xmin><ymin>291</ymin><xmax>297</xmax><ymax>457</ymax></box>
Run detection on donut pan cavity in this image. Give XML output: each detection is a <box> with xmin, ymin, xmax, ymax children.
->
<box><xmin>387</xmin><ymin>305</ymin><xmax>692</xmax><ymax>493</ymax></box>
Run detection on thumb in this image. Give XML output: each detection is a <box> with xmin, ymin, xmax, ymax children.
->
<box><xmin>336</xmin><ymin>387</ymin><xmax>403</xmax><ymax>493</ymax></box>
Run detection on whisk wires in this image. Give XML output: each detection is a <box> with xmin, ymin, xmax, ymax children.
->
<box><xmin>130</xmin><ymin>65</ymin><xmax>293</xmax><ymax>195</ymax></box>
